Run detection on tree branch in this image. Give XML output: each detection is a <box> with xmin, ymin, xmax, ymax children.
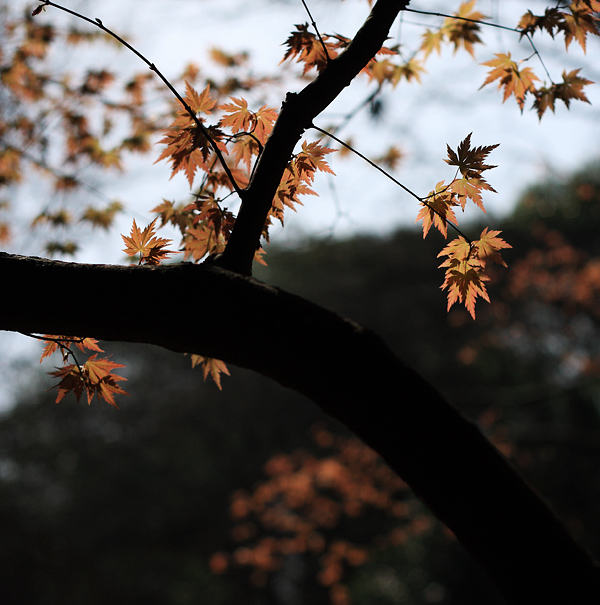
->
<box><xmin>1</xmin><ymin>251</ymin><xmax>598</xmax><ymax>602</ymax></box>
<box><xmin>217</xmin><ymin>0</ymin><xmax>410</xmax><ymax>275</ymax></box>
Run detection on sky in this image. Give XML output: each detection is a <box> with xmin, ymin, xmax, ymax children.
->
<box><xmin>2</xmin><ymin>0</ymin><xmax>600</xmax><ymax>409</ymax></box>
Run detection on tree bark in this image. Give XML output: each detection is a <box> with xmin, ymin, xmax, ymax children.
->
<box><xmin>1</xmin><ymin>251</ymin><xmax>599</xmax><ymax>603</ymax></box>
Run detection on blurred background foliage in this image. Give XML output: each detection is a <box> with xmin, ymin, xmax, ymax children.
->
<box><xmin>1</xmin><ymin>160</ymin><xmax>600</xmax><ymax>604</ymax></box>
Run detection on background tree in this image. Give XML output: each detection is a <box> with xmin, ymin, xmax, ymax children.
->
<box><xmin>1</xmin><ymin>1</ymin><xmax>600</xmax><ymax>602</ymax></box>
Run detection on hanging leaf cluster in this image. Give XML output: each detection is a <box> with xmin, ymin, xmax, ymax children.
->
<box><xmin>416</xmin><ymin>134</ymin><xmax>511</xmax><ymax>319</ymax></box>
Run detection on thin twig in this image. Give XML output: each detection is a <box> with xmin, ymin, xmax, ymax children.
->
<box><xmin>20</xmin><ymin>332</ymin><xmax>88</xmax><ymax>382</ymax></box>
<box><xmin>311</xmin><ymin>124</ymin><xmax>472</xmax><ymax>244</ymax></box>
<box><xmin>35</xmin><ymin>1</ymin><xmax>244</xmax><ymax>198</ymax></box>
<box><xmin>300</xmin><ymin>0</ymin><xmax>331</xmax><ymax>64</ymax></box>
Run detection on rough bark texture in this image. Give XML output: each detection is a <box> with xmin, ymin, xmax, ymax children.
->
<box><xmin>1</xmin><ymin>252</ymin><xmax>599</xmax><ymax>603</ymax></box>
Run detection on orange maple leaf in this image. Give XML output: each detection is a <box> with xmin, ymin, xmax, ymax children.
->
<box><xmin>533</xmin><ymin>69</ymin><xmax>593</xmax><ymax>119</ymax></box>
<box><xmin>416</xmin><ymin>182</ymin><xmax>458</xmax><ymax>238</ymax></box>
<box><xmin>438</xmin><ymin>255</ymin><xmax>490</xmax><ymax>319</ymax></box>
<box><xmin>472</xmin><ymin>227</ymin><xmax>511</xmax><ymax>267</ymax></box>
<box><xmin>219</xmin><ymin>97</ymin><xmax>254</xmax><ymax>133</ymax></box>
<box><xmin>554</xmin><ymin>68</ymin><xmax>594</xmax><ymax>107</ymax></box>
<box><xmin>121</xmin><ymin>218</ymin><xmax>177</xmax><ymax>265</ymax></box>
<box><xmin>183</xmin><ymin>81</ymin><xmax>217</xmax><ymax>115</ymax></box>
<box><xmin>562</xmin><ymin>2</ymin><xmax>600</xmax><ymax>52</ymax></box>
<box><xmin>280</xmin><ymin>23</ymin><xmax>334</xmax><ymax>73</ymax></box>
<box><xmin>49</xmin><ymin>363</ymin><xmax>87</xmax><ymax>404</ymax></box>
<box><xmin>294</xmin><ymin>140</ymin><xmax>336</xmax><ymax>180</ymax></box>
<box><xmin>438</xmin><ymin>229</ymin><xmax>510</xmax><ymax>318</ymax></box>
<box><xmin>49</xmin><ymin>355</ymin><xmax>128</xmax><ymax>407</ymax></box>
<box><xmin>190</xmin><ymin>354</ymin><xmax>230</xmax><ymax>390</ymax></box>
<box><xmin>447</xmin><ymin>176</ymin><xmax>495</xmax><ymax>211</ymax></box>
<box><xmin>155</xmin><ymin>84</ymin><xmax>225</xmax><ymax>187</ymax></box>
<box><xmin>182</xmin><ymin>223</ymin><xmax>225</xmax><ymax>261</ymax></box>
<box><xmin>480</xmin><ymin>53</ymin><xmax>540</xmax><ymax>110</ymax></box>
<box><xmin>444</xmin><ymin>0</ymin><xmax>488</xmax><ymax>57</ymax></box>
<box><xmin>518</xmin><ymin>8</ymin><xmax>564</xmax><ymax>39</ymax></box>
<box><xmin>84</xmin><ymin>355</ymin><xmax>129</xmax><ymax>407</ymax></box>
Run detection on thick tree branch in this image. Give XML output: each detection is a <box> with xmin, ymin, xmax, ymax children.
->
<box><xmin>1</xmin><ymin>251</ymin><xmax>598</xmax><ymax>603</ymax></box>
<box><xmin>218</xmin><ymin>0</ymin><xmax>410</xmax><ymax>275</ymax></box>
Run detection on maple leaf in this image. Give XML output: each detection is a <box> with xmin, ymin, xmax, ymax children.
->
<box><xmin>49</xmin><ymin>363</ymin><xmax>87</xmax><ymax>404</ymax></box>
<box><xmin>251</xmin><ymin>105</ymin><xmax>279</xmax><ymax>145</ymax></box>
<box><xmin>182</xmin><ymin>223</ymin><xmax>226</xmax><ymax>261</ymax></box>
<box><xmin>472</xmin><ymin>227</ymin><xmax>511</xmax><ymax>266</ymax></box>
<box><xmin>532</xmin><ymin>86</ymin><xmax>558</xmax><ymax>119</ymax></box>
<box><xmin>155</xmin><ymin>84</ymin><xmax>224</xmax><ymax>187</ymax></box>
<box><xmin>518</xmin><ymin>8</ymin><xmax>564</xmax><ymax>39</ymax></box>
<box><xmin>152</xmin><ymin>199</ymin><xmax>193</xmax><ymax>233</ymax></box>
<box><xmin>48</xmin><ymin>354</ymin><xmax>128</xmax><ymax>407</ymax></box>
<box><xmin>420</xmin><ymin>29</ymin><xmax>444</xmax><ymax>58</ymax></box>
<box><xmin>280</xmin><ymin>23</ymin><xmax>334</xmax><ymax>74</ymax></box>
<box><xmin>447</xmin><ymin>175</ymin><xmax>496</xmax><ymax>211</ymax></box>
<box><xmin>480</xmin><ymin>53</ymin><xmax>540</xmax><ymax>110</ymax></box>
<box><xmin>562</xmin><ymin>2</ymin><xmax>600</xmax><ymax>52</ymax></box>
<box><xmin>554</xmin><ymin>69</ymin><xmax>594</xmax><ymax>107</ymax></box>
<box><xmin>392</xmin><ymin>58</ymin><xmax>426</xmax><ymax>85</ymax></box>
<box><xmin>294</xmin><ymin>140</ymin><xmax>336</xmax><ymax>180</ymax></box>
<box><xmin>416</xmin><ymin>182</ymin><xmax>459</xmax><ymax>238</ymax></box>
<box><xmin>121</xmin><ymin>218</ymin><xmax>177</xmax><ymax>265</ymax></box>
<box><xmin>266</xmin><ymin>140</ymin><xmax>334</xmax><ymax>230</ymax></box>
<box><xmin>439</xmin><ymin>254</ymin><xmax>490</xmax><ymax>319</ymax></box>
<box><xmin>190</xmin><ymin>354</ymin><xmax>230</xmax><ymax>390</ymax></box>
<box><xmin>220</xmin><ymin>97</ymin><xmax>253</xmax><ymax>133</ymax></box>
<box><xmin>270</xmin><ymin>160</ymin><xmax>320</xmax><ymax>226</ymax></box>
<box><xmin>437</xmin><ymin>229</ymin><xmax>511</xmax><ymax>318</ymax></box>
<box><xmin>220</xmin><ymin>98</ymin><xmax>278</xmax><ymax>149</ymax></box>
<box><xmin>84</xmin><ymin>355</ymin><xmax>129</xmax><ymax>407</ymax></box>
<box><xmin>443</xmin><ymin>0</ymin><xmax>488</xmax><ymax>57</ymax></box>
<box><xmin>183</xmin><ymin>81</ymin><xmax>217</xmax><ymax>116</ymax></box>
<box><xmin>230</xmin><ymin>135</ymin><xmax>261</xmax><ymax>170</ymax></box>
<box><xmin>193</xmin><ymin>198</ymin><xmax>236</xmax><ymax>240</ymax></box>
<box><xmin>533</xmin><ymin>69</ymin><xmax>593</xmax><ymax>119</ymax></box>
<box><xmin>445</xmin><ymin>133</ymin><xmax>498</xmax><ymax>176</ymax></box>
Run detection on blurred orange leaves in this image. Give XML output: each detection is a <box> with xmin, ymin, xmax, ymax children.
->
<box><xmin>211</xmin><ymin>425</ymin><xmax>436</xmax><ymax>602</ymax></box>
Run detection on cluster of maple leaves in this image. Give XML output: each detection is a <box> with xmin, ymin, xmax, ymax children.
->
<box><xmin>208</xmin><ymin>425</ymin><xmax>433</xmax><ymax>604</ymax></box>
<box><xmin>19</xmin><ymin>0</ymin><xmax>600</xmax><ymax>405</ymax></box>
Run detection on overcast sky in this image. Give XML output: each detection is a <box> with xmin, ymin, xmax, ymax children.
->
<box><xmin>2</xmin><ymin>0</ymin><xmax>600</xmax><ymax>409</ymax></box>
